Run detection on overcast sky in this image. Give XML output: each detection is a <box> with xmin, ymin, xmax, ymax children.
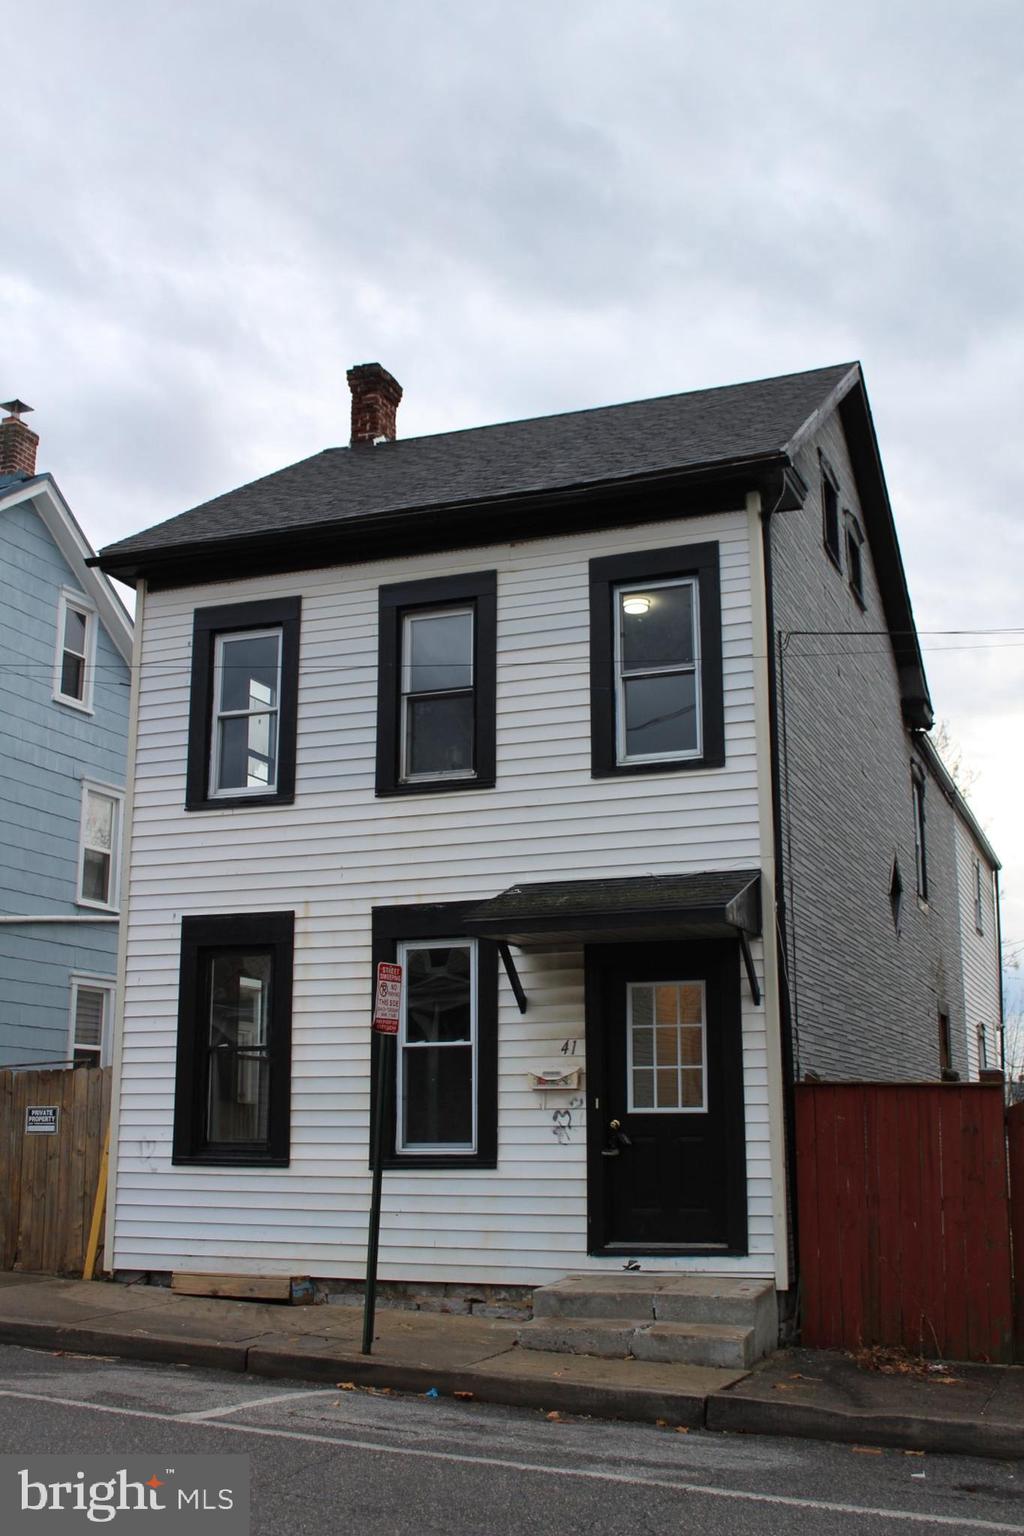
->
<box><xmin>5</xmin><ymin>2</ymin><xmax>1023</xmax><ymax>1031</ymax></box>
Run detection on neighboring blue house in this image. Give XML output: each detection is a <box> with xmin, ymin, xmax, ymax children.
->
<box><xmin>0</xmin><ymin>402</ymin><xmax>133</xmax><ymax>1069</ymax></box>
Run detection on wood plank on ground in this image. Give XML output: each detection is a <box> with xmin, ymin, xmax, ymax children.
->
<box><xmin>170</xmin><ymin>1273</ymin><xmax>313</xmax><ymax>1303</ymax></box>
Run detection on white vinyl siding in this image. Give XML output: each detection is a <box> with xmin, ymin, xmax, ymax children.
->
<box><xmin>113</xmin><ymin>510</ymin><xmax>773</xmax><ymax>1283</ymax></box>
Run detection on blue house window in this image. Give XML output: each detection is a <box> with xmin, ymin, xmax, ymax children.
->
<box><xmin>54</xmin><ymin>588</ymin><xmax>97</xmax><ymax>712</ymax></box>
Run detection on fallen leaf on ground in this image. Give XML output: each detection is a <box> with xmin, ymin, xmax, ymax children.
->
<box><xmin>788</xmin><ymin>1373</ymin><xmax>819</xmax><ymax>1382</ymax></box>
<box><xmin>903</xmin><ymin>1450</ymin><xmax>926</xmax><ymax>1457</ymax></box>
<box><xmin>931</xmin><ymin>1376</ymin><xmax>960</xmax><ymax>1385</ymax></box>
<box><xmin>546</xmin><ymin>1410</ymin><xmax>563</xmax><ymax>1421</ymax></box>
<box><xmin>772</xmin><ymin>1383</ymin><xmax>797</xmax><ymax>1391</ymax></box>
<box><xmin>851</xmin><ymin>1446</ymin><xmax>883</xmax><ymax>1455</ymax></box>
<box><xmin>655</xmin><ymin>1419</ymin><xmax>668</xmax><ymax>1428</ymax></box>
<box><xmin>675</xmin><ymin>1426</ymin><xmax>689</xmax><ymax>1434</ymax></box>
<box><xmin>453</xmin><ymin>1390</ymin><xmax>475</xmax><ymax>1401</ymax></box>
<box><xmin>336</xmin><ymin>1382</ymin><xmax>356</xmax><ymax>1390</ymax></box>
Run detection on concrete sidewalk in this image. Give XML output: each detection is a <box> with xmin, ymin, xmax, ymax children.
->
<box><xmin>0</xmin><ymin>1273</ymin><xmax>1020</xmax><ymax>1458</ymax></box>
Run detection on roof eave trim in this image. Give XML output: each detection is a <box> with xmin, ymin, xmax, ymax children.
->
<box><xmin>93</xmin><ymin>450</ymin><xmax>791</xmax><ymax>582</ymax></box>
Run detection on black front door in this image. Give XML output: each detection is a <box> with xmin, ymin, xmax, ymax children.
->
<box><xmin>586</xmin><ymin>940</ymin><xmax>747</xmax><ymax>1254</ymax></box>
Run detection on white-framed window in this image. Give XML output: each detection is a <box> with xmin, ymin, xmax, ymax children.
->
<box><xmin>627</xmin><ymin>980</ymin><xmax>708</xmax><ymax>1112</ymax></box>
<box><xmin>613</xmin><ymin>577</ymin><xmax>701</xmax><ymax>765</ymax></box>
<box><xmin>396</xmin><ymin>937</ymin><xmax>478</xmax><ymax>1153</ymax></box>
<box><xmin>77</xmin><ymin>781</ymin><xmax>123</xmax><ymax>910</ymax></box>
<box><xmin>68</xmin><ymin>976</ymin><xmax>115</xmax><ymax>1067</ymax></box>
<box><xmin>399</xmin><ymin>607</ymin><xmax>475</xmax><ymax>782</ymax></box>
<box><xmin>53</xmin><ymin>588</ymin><xmax>97</xmax><ymax>711</ymax></box>
<box><xmin>974</xmin><ymin>859</ymin><xmax>985</xmax><ymax>933</ymax></box>
<box><xmin>209</xmin><ymin>628</ymin><xmax>282</xmax><ymax>797</ymax></box>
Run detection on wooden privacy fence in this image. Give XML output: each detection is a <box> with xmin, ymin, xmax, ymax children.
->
<box><xmin>796</xmin><ymin>1082</ymin><xmax>1017</xmax><ymax>1363</ymax></box>
<box><xmin>0</xmin><ymin>1067</ymin><xmax>111</xmax><ymax>1276</ymax></box>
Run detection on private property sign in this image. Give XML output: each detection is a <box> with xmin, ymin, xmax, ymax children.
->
<box><xmin>372</xmin><ymin>963</ymin><xmax>402</xmax><ymax>1034</ymax></box>
<box><xmin>25</xmin><ymin>1106</ymin><xmax>59</xmax><ymax>1135</ymax></box>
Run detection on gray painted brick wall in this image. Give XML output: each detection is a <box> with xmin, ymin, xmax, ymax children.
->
<box><xmin>770</xmin><ymin>412</ymin><xmax>967</xmax><ymax>1080</ymax></box>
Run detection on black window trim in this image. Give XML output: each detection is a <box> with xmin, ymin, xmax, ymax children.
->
<box><xmin>911</xmin><ymin>761</ymin><xmax>928</xmax><ymax>902</ymax></box>
<box><xmin>589</xmin><ymin>541</ymin><xmax>724</xmax><ymax>778</ymax></box>
<box><xmin>820</xmin><ymin>454</ymin><xmax>842</xmax><ymax>571</ymax></box>
<box><xmin>186</xmin><ymin>597</ymin><xmax>301</xmax><ymax>811</ymax></box>
<box><xmin>844</xmin><ymin>511</ymin><xmax>866</xmax><ymax>608</ymax></box>
<box><xmin>371</xmin><ymin>902</ymin><xmax>498</xmax><ymax>1170</ymax></box>
<box><xmin>375</xmin><ymin>571</ymin><xmax>497</xmax><ymax>797</ymax></box>
<box><xmin>172</xmin><ymin>909</ymin><xmax>294</xmax><ymax>1167</ymax></box>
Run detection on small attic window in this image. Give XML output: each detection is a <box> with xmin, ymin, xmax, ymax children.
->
<box><xmin>845</xmin><ymin>514</ymin><xmax>865</xmax><ymax>607</ymax></box>
<box><xmin>821</xmin><ymin>459</ymin><xmax>841</xmax><ymax>569</ymax></box>
<box><xmin>889</xmin><ymin>857</ymin><xmax>903</xmax><ymax>931</ymax></box>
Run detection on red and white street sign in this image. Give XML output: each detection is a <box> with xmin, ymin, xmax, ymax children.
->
<box><xmin>373</xmin><ymin>962</ymin><xmax>402</xmax><ymax>1034</ymax></box>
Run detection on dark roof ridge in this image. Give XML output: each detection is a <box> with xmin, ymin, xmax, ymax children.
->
<box><xmin>319</xmin><ymin>359</ymin><xmax>860</xmax><ymax>456</ymax></box>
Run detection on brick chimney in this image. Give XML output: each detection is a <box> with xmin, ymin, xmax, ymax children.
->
<box><xmin>347</xmin><ymin>363</ymin><xmax>402</xmax><ymax>446</ymax></box>
<box><xmin>0</xmin><ymin>400</ymin><xmax>39</xmax><ymax>478</ymax></box>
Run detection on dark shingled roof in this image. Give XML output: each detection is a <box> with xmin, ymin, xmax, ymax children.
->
<box><xmin>462</xmin><ymin>870</ymin><xmax>761</xmax><ymax>946</ymax></box>
<box><xmin>99</xmin><ymin>363</ymin><xmax>855</xmax><ymax>563</ymax></box>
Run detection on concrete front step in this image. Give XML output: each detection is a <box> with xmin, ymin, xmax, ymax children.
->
<box><xmin>528</xmin><ymin>1276</ymin><xmax>779</xmax><ymax>1364</ymax></box>
<box><xmin>517</xmin><ymin>1314</ymin><xmax>758</xmax><ymax>1369</ymax></box>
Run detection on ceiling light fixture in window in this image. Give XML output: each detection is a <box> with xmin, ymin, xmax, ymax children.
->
<box><xmin>622</xmin><ymin>595</ymin><xmax>652</xmax><ymax>615</ymax></box>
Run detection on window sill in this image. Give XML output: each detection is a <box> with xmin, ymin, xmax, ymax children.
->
<box><xmin>376</xmin><ymin>775</ymin><xmax>495</xmax><ymax>799</ymax></box>
<box><xmin>53</xmin><ymin>693</ymin><xmax>94</xmax><ymax>716</ymax></box>
<box><xmin>185</xmin><ymin>792</ymin><xmax>296</xmax><ymax>813</ymax></box>
<box><xmin>172</xmin><ymin>1153</ymin><xmax>291</xmax><ymax>1168</ymax></box>
<box><xmin>594</xmin><ymin>753</ymin><xmax>725</xmax><ymax>780</ymax></box>
<box><xmin>76</xmin><ymin>900</ymin><xmax>120</xmax><ymax>915</ymax></box>
<box><xmin>376</xmin><ymin>1155</ymin><xmax>498</xmax><ymax>1172</ymax></box>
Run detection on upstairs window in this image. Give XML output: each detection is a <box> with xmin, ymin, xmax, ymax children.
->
<box><xmin>977</xmin><ymin>1023</ymin><xmax>989</xmax><ymax>1072</ymax></box>
<box><xmin>401</xmin><ymin>608</ymin><xmax>475</xmax><ymax>781</ymax></box>
<box><xmin>78</xmin><ymin>782</ymin><xmax>123</xmax><ymax>910</ymax></box>
<box><xmin>614</xmin><ymin>578</ymin><xmax>700</xmax><ymax>763</ymax></box>
<box><xmin>186</xmin><ymin>598</ymin><xmax>301</xmax><ymax>811</ymax></box>
<box><xmin>821</xmin><ymin>459</ymin><xmax>841</xmax><ymax>568</ymax></box>
<box><xmin>845</xmin><ymin>514</ymin><xmax>866</xmax><ymax>606</ymax></box>
<box><xmin>973</xmin><ymin>859</ymin><xmax>985</xmax><ymax>933</ymax></box>
<box><xmin>590</xmin><ymin>542</ymin><xmax>724</xmax><ymax>777</ymax></box>
<box><xmin>911</xmin><ymin>765</ymin><xmax>928</xmax><ymax>901</ymax></box>
<box><xmin>54</xmin><ymin>589</ymin><xmax>96</xmax><ymax>711</ymax></box>
<box><xmin>376</xmin><ymin>571</ymin><xmax>497</xmax><ymax>796</ymax></box>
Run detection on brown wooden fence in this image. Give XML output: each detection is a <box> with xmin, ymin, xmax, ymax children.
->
<box><xmin>1010</xmin><ymin>1100</ymin><xmax>1024</xmax><ymax>1361</ymax></box>
<box><xmin>0</xmin><ymin>1067</ymin><xmax>111</xmax><ymax>1276</ymax></box>
<box><xmin>796</xmin><ymin>1082</ymin><xmax>1017</xmax><ymax>1363</ymax></box>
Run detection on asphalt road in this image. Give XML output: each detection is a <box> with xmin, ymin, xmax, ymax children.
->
<box><xmin>0</xmin><ymin>1345</ymin><xmax>1021</xmax><ymax>1535</ymax></box>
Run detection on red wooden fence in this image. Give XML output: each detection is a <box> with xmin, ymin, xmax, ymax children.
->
<box><xmin>1010</xmin><ymin>1101</ymin><xmax>1024</xmax><ymax>1361</ymax></box>
<box><xmin>796</xmin><ymin>1082</ymin><xmax>1016</xmax><ymax>1362</ymax></box>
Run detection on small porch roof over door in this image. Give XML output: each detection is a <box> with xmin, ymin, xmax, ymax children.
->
<box><xmin>462</xmin><ymin>870</ymin><xmax>761</xmax><ymax>948</ymax></box>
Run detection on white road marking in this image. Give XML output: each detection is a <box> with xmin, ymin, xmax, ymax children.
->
<box><xmin>0</xmin><ymin>1388</ymin><xmax>1019</xmax><ymax>1534</ymax></box>
<box><xmin>178</xmin><ymin>1388</ymin><xmax>341</xmax><ymax>1421</ymax></box>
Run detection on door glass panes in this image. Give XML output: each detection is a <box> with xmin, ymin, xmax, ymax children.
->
<box><xmin>60</xmin><ymin>603</ymin><xmax>89</xmax><ymax>700</ymax></box>
<box><xmin>401</xmin><ymin>609</ymin><xmax>474</xmax><ymax>780</ymax></box>
<box><xmin>628</xmin><ymin>981</ymin><xmax>706</xmax><ymax>1111</ymax></box>
<box><xmin>81</xmin><ymin>790</ymin><xmax>117</xmax><ymax>904</ymax></box>
<box><xmin>205</xmin><ymin>951</ymin><xmax>272</xmax><ymax>1144</ymax></box>
<box><xmin>615</xmin><ymin>580</ymin><xmax>700</xmax><ymax>761</ymax></box>
<box><xmin>399</xmin><ymin>942</ymin><xmax>475</xmax><ymax>1150</ymax></box>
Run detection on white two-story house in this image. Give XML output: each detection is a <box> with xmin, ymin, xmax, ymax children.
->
<box><xmin>96</xmin><ymin>362</ymin><xmax>1001</xmax><ymax>1346</ymax></box>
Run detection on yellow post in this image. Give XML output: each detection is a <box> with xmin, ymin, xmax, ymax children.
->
<box><xmin>83</xmin><ymin>1122</ymin><xmax>111</xmax><ymax>1281</ymax></box>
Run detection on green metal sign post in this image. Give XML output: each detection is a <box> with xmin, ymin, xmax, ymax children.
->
<box><xmin>362</xmin><ymin>961</ymin><xmax>402</xmax><ymax>1356</ymax></box>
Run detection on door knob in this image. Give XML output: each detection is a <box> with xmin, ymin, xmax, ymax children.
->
<box><xmin>609</xmin><ymin>1119</ymin><xmax>621</xmax><ymax>1131</ymax></box>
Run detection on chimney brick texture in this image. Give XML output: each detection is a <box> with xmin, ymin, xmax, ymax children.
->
<box><xmin>0</xmin><ymin>414</ymin><xmax>39</xmax><ymax>477</ymax></box>
<box><xmin>347</xmin><ymin>363</ymin><xmax>402</xmax><ymax>446</ymax></box>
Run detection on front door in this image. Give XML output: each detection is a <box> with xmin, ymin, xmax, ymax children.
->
<box><xmin>586</xmin><ymin>941</ymin><xmax>747</xmax><ymax>1254</ymax></box>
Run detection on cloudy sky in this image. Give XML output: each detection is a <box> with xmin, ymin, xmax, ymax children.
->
<box><xmin>5</xmin><ymin>2</ymin><xmax>1023</xmax><ymax>1035</ymax></box>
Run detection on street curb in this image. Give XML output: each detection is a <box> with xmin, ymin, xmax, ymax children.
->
<box><xmin>0</xmin><ymin>1319</ymin><xmax>249</xmax><ymax>1375</ymax></box>
<box><xmin>2</xmin><ymin>1316</ymin><xmax>1019</xmax><ymax>1457</ymax></box>
<box><xmin>245</xmin><ymin>1345</ymin><xmax>707</xmax><ymax>1426</ymax></box>
<box><xmin>705</xmin><ymin>1391</ymin><xmax>1024</xmax><ymax>1461</ymax></box>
